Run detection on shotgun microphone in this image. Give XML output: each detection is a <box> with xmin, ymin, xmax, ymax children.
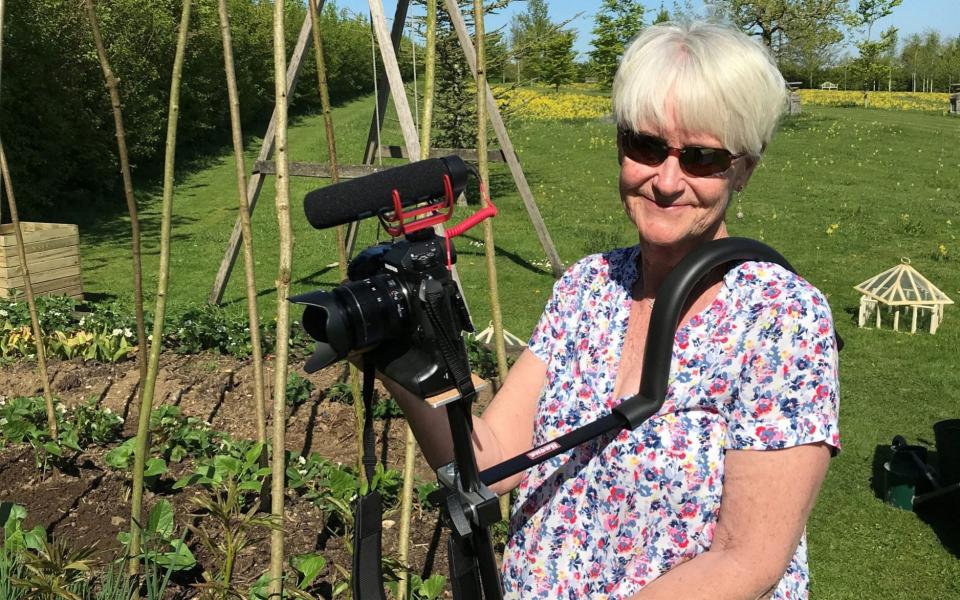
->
<box><xmin>303</xmin><ymin>155</ymin><xmax>470</xmax><ymax>230</ymax></box>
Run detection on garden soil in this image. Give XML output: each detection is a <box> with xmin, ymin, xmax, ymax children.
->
<box><xmin>0</xmin><ymin>352</ymin><xmax>497</xmax><ymax>597</ymax></box>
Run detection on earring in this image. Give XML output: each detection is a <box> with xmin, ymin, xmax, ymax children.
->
<box><xmin>735</xmin><ymin>188</ymin><xmax>744</xmax><ymax>220</ymax></box>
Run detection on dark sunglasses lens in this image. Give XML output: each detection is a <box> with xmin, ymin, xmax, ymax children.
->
<box><xmin>680</xmin><ymin>147</ymin><xmax>732</xmax><ymax>176</ymax></box>
<box><xmin>623</xmin><ymin>133</ymin><xmax>667</xmax><ymax>165</ymax></box>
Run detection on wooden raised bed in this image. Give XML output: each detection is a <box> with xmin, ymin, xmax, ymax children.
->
<box><xmin>0</xmin><ymin>222</ymin><xmax>83</xmax><ymax>299</ymax></box>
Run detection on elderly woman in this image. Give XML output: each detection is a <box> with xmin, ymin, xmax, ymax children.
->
<box><xmin>388</xmin><ymin>21</ymin><xmax>840</xmax><ymax>600</ymax></box>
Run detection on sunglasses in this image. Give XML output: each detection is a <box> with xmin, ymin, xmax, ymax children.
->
<box><xmin>618</xmin><ymin>128</ymin><xmax>743</xmax><ymax>177</ymax></box>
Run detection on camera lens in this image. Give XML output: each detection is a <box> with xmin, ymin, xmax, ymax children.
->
<box><xmin>292</xmin><ymin>273</ymin><xmax>412</xmax><ymax>372</ymax></box>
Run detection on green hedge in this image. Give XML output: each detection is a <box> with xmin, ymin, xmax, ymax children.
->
<box><xmin>1</xmin><ymin>0</ymin><xmax>410</xmax><ymax>217</ymax></box>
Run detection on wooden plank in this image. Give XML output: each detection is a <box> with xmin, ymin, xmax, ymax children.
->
<box><xmin>254</xmin><ymin>161</ymin><xmax>387</xmax><ymax>179</ymax></box>
<box><xmin>2</xmin><ymin>265</ymin><xmax>81</xmax><ymax>288</ymax></box>
<box><xmin>0</xmin><ymin>227</ymin><xmax>76</xmax><ymax>249</ymax></box>
<box><xmin>0</xmin><ymin>255</ymin><xmax>80</xmax><ymax>278</ymax></box>
<box><xmin>376</xmin><ymin>145</ymin><xmax>507</xmax><ymax>162</ymax></box>
<box><xmin>1</xmin><ymin>274</ymin><xmax>83</xmax><ymax>298</ymax></box>
<box><xmin>444</xmin><ymin>0</ymin><xmax>564</xmax><ymax>278</ymax></box>
<box><xmin>209</xmin><ymin>4</ymin><xmax>321</xmax><ymax>305</ymax></box>
<box><xmin>0</xmin><ymin>245</ymin><xmax>77</xmax><ymax>268</ymax></box>
<box><xmin>0</xmin><ymin>236</ymin><xmax>77</xmax><ymax>260</ymax></box>
<box><xmin>368</xmin><ymin>0</ymin><xmax>421</xmax><ymax>159</ymax></box>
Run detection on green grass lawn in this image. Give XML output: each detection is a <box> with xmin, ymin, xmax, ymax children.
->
<box><xmin>73</xmin><ymin>98</ymin><xmax>960</xmax><ymax>598</ymax></box>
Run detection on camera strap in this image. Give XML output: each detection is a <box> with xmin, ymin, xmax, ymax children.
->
<box><xmin>421</xmin><ymin>279</ymin><xmax>476</xmax><ymax>405</ymax></box>
<box><xmin>352</xmin><ymin>357</ymin><xmax>388</xmax><ymax>600</ymax></box>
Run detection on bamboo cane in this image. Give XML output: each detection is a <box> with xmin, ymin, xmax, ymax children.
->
<box><xmin>81</xmin><ymin>0</ymin><xmax>148</xmax><ymax>399</ymax></box>
<box><xmin>0</xmin><ymin>0</ymin><xmax>4</xmax><ymax>225</ymax></box>
<box><xmin>216</xmin><ymin>0</ymin><xmax>267</xmax><ymax>445</ymax></box>
<box><xmin>306</xmin><ymin>0</ymin><xmax>364</xmax><ymax>488</ymax></box>
<box><xmin>471</xmin><ymin>0</ymin><xmax>511</xmax><ymax>522</ymax></box>
<box><xmin>269</xmin><ymin>0</ymin><xmax>294</xmax><ymax>593</ymax></box>
<box><xmin>0</xmin><ymin>146</ymin><xmax>56</xmax><ymax>439</ymax></box>
<box><xmin>127</xmin><ymin>0</ymin><xmax>191</xmax><ymax>583</ymax></box>
<box><xmin>397</xmin><ymin>4</ymin><xmax>438</xmax><ymax>597</ymax></box>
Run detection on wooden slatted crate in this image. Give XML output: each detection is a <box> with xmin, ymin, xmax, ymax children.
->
<box><xmin>0</xmin><ymin>222</ymin><xmax>83</xmax><ymax>299</ymax></box>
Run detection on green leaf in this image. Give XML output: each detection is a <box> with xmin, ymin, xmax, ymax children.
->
<box><xmin>43</xmin><ymin>441</ymin><xmax>63</xmax><ymax>457</ymax></box>
<box><xmin>291</xmin><ymin>552</ymin><xmax>326</xmax><ymax>589</ymax></box>
<box><xmin>146</xmin><ymin>499</ymin><xmax>174</xmax><ymax>538</ymax></box>
<box><xmin>419</xmin><ymin>574</ymin><xmax>446</xmax><ymax>599</ymax></box>
<box><xmin>155</xmin><ymin>539</ymin><xmax>197</xmax><ymax>571</ymax></box>
<box><xmin>104</xmin><ymin>439</ymin><xmax>136</xmax><ymax>469</ymax></box>
<box><xmin>144</xmin><ymin>457</ymin><xmax>167</xmax><ymax>477</ymax></box>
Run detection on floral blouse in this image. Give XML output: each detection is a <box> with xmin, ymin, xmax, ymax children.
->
<box><xmin>500</xmin><ymin>245</ymin><xmax>841</xmax><ymax>599</ymax></box>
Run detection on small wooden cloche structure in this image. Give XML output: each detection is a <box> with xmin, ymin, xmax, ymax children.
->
<box><xmin>854</xmin><ymin>259</ymin><xmax>954</xmax><ymax>334</ymax></box>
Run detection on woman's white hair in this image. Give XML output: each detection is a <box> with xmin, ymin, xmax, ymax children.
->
<box><xmin>612</xmin><ymin>21</ymin><xmax>787</xmax><ymax>157</ymax></box>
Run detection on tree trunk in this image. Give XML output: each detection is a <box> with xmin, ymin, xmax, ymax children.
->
<box><xmin>216</xmin><ymin>0</ymin><xmax>267</xmax><ymax>445</ymax></box>
<box><xmin>82</xmin><ymin>0</ymin><xmax>148</xmax><ymax>401</ymax></box>
<box><xmin>0</xmin><ymin>146</ymin><xmax>57</xmax><ymax>439</ymax></box>
<box><xmin>127</xmin><ymin>0</ymin><xmax>191</xmax><ymax>584</ymax></box>
<box><xmin>268</xmin><ymin>0</ymin><xmax>293</xmax><ymax>593</ymax></box>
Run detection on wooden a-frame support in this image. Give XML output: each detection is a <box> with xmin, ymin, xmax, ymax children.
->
<box><xmin>208</xmin><ymin>0</ymin><xmax>564</xmax><ymax>305</ymax></box>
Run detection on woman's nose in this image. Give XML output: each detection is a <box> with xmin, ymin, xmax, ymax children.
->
<box><xmin>652</xmin><ymin>155</ymin><xmax>685</xmax><ymax>198</ymax></box>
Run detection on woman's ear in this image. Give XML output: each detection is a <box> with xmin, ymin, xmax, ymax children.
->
<box><xmin>733</xmin><ymin>155</ymin><xmax>760</xmax><ymax>190</ymax></box>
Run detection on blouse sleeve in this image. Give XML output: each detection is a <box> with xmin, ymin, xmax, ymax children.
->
<box><xmin>726</xmin><ymin>276</ymin><xmax>841</xmax><ymax>453</ymax></box>
<box><xmin>527</xmin><ymin>260</ymin><xmax>584</xmax><ymax>365</ymax></box>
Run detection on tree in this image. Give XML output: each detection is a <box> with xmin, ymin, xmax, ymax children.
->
<box><xmin>510</xmin><ymin>0</ymin><xmax>559</xmax><ymax>82</ymax></box>
<box><xmin>707</xmin><ymin>0</ymin><xmax>849</xmax><ymax>57</ymax></box>
<box><xmin>542</xmin><ymin>29</ymin><xmax>577</xmax><ymax>91</ymax></box>
<box><xmin>848</xmin><ymin>0</ymin><xmax>903</xmax><ymax>92</ymax></box>
<box><xmin>653</xmin><ymin>4</ymin><xmax>671</xmax><ymax>24</ymax></box>
<box><xmin>588</xmin><ymin>0</ymin><xmax>644</xmax><ymax>88</ymax></box>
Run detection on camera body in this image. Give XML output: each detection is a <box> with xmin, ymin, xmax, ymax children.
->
<box><xmin>292</xmin><ymin>228</ymin><xmax>474</xmax><ymax>399</ymax></box>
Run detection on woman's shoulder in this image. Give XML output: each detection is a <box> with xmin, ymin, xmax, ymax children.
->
<box><xmin>557</xmin><ymin>246</ymin><xmax>640</xmax><ymax>290</ymax></box>
<box><xmin>725</xmin><ymin>261</ymin><xmax>833</xmax><ymax>323</ymax></box>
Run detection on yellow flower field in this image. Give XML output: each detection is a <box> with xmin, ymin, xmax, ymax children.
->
<box><xmin>798</xmin><ymin>89</ymin><xmax>951</xmax><ymax>113</ymax></box>
<box><xmin>492</xmin><ymin>86</ymin><xmax>955</xmax><ymax>120</ymax></box>
<box><xmin>496</xmin><ymin>88</ymin><xmax>612</xmax><ymax>120</ymax></box>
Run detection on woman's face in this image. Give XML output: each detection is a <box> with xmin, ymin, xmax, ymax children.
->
<box><xmin>618</xmin><ymin>109</ymin><xmax>756</xmax><ymax>253</ymax></box>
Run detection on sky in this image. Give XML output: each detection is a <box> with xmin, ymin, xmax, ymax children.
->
<box><xmin>327</xmin><ymin>0</ymin><xmax>960</xmax><ymax>59</ymax></box>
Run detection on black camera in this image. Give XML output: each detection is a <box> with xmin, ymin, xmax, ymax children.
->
<box><xmin>291</xmin><ymin>157</ymin><xmax>476</xmax><ymax>399</ymax></box>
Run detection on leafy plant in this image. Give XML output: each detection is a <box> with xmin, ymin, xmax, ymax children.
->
<box><xmin>285</xmin><ymin>372</ymin><xmax>315</xmax><ymax>408</ymax></box>
<box><xmin>0</xmin><ymin>397</ymin><xmax>80</xmax><ymax>478</ymax></box>
<box><xmin>324</xmin><ymin>381</ymin><xmax>353</xmax><ymax>405</ymax></box>
<box><xmin>173</xmin><ymin>440</ymin><xmax>270</xmax><ymax>497</ymax></box>
<box><xmin>387</xmin><ymin>573</ymin><xmax>447</xmax><ymax>600</ymax></box>
<box><xmin>149</xmin><ymin>405</ymin><xmax>222</xmax><ymax>463</ymax></box>
<box><xmin>10</xmin><ymin>537</ymin><xmax>98</xmax><ymax>600</ymax></box>
<box><xmin>188</xmin><ymin>479</ymin><xmax>280</xmax><ymax>599</ymax></box>
<box><xmin>67</xmin><ymin>399</ymin><xmax>123</xmax><ymax>447</ymax></box>
<box><xmin>117</xmin><ymin>500</ymin><xmax>196</xmax><ymax>574</ymax></box>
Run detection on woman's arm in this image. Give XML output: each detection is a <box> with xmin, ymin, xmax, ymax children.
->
<box><xmin>380</xmin><ymin>348</ymin><xmax>547</xmax><ymax>495</ymax></box>
<box><xmin>632</xmin><ymin>442</ymin><xmax>831</xmax><ymax>600</ymax></box>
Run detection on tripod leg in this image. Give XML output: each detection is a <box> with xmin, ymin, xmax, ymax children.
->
<box><xmin>472</xmin><ymin>525</ymin><xmax>503</xmax><ymax>600</ymax></box>
<box><xmin>447</xmin><ymin>532</ymin><xmax>483</xmax><ymax>600</ymax></box>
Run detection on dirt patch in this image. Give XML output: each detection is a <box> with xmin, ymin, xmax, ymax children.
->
<box><xmin>0</xmin><ymin>352</ymin><xmax>473</xmax><ymax>597</ymax></box>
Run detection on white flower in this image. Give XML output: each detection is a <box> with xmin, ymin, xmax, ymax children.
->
<box><xmin>112</xmin><ymin>328</ymin><xmax>123</xmax><ymax>337</ymax></box>
<box><xmin>104</xmin><ymin>407</ymin><xmax>112</xmax><ymax>414</ymax></box>
<box><xmin>123</xmin><ymin>328</ymin><xmax>133</xmax><ymax>338</ymax></box>
<box><xmin>298</xmin><ymin>456</ymin><xmax>306</xmax><ymax>465</ymax></box>
<box><xmin>0</xmin><ymin>309</ymin><xmax>7</xmax><ymax>317</ymax></box>
<box><xmin>0</xmin><ymin>418</ymin><xmax>7</xmax><ymax>426</ymax></box>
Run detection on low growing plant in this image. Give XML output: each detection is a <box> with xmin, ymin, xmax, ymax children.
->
<box><xmin>117</xmin><ymin>500</ymin><xmax>196</xmax><ymax>574</ymax></box>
